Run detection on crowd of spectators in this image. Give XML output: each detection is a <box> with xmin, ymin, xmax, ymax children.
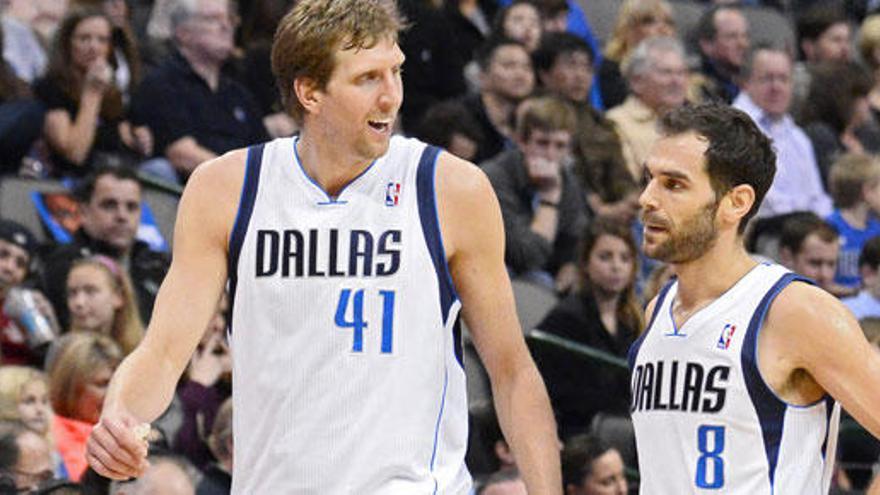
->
<box><xmin>4</xmin><ymin>0</ymin><xmax>880</xmax><ymax>493</ymax></box>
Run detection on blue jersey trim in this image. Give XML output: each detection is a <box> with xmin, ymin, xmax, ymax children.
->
<box><xmin>226</xmin><ymin>143</ymin><xmax>265</xmax><ymax>336</ymax></box>
<box><xmin>741</xmin><ymin>272</ymin><xmax>811</xmax><ymax>489</ymax></box>
<box><xmin>628</xmin><ymin>277</ymin><xmax>676</xmax><ymax>369</ymax></box>
<box><xmin>416</xmin><ymin>145</ymin><xmax>462</xmax><ymax>366</ymax></box>
<box><xmin>820</xmin><ymin>396</ymin><xmax>836</xmax><ymax>459</ymax></box>
<box><xmin>430</xmin><ymin>365</ymin><xmax>449</xmax><ymax>495</ymax></box>
<box><xmin>292</xmin><ymin>136</ymin><xmax>377</xmax><ymax>203</ymax></box>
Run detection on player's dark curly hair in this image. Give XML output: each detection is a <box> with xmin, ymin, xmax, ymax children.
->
<box><xmin>659</xmin><ymin>102</ymin><xmax>776</xmax><ymax>234</ymax></box>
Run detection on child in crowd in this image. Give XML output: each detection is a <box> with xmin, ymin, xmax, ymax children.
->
<box><xmin>0</xmin><ymin>366</ymin><xmax>66</xmax><ymax>478</ymax></box>
<box><xmin>65</xmin><ymin>255</ymin><xmax>144</xmax><ymax>356</ymax></box>
<box><xmin>826</xmin><ymin>153</ymin><xmax>880</xmax><ymax>289</ymax></box>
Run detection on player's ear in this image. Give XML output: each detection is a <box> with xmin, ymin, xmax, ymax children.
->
<box><xmin>722</xmin><ymin>184</ymin><xmax>755</xmax><ymax>226</ymax></box>
<box><xmin>294</xmin><ymin>76</ymin><xmax>322</xmax><ymax>116</ymax></box>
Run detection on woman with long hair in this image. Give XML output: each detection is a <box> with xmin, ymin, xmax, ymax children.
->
<box><xmin>66</xmin><ymin>255</ymin><xmax>144</xmax><ymax>356</ymax></box>
<box><xmin>34</xmin><ymin>7</ymin><xmax>151</xmax><ymax>177</ymax></box>
<box><xmin>532</xmin><ymin>217</ymin><xmax>643</xmax><ymax>437</ymax></box>
<box><xmin>46</xmin><ymin>332</ymin><xmax>122</xmax><ymax>481</ymax></box>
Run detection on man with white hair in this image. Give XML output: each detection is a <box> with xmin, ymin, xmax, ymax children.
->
<box><xmin>607</xmin><ymin>36</ymin><xmax>688</xmax><ymax>180</ymax></box>
<box><xmin>131</xmin><ymin>0</ymin><xmax>267</xmax><ymax>183</ymax></box>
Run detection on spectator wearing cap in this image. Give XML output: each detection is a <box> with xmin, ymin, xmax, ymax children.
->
<box><xmin>41</xmin><ymin>166</ymin><xmax>169</xmax><ymax>329</ymax></box>
<box><xmin>0</xmin><ymin>219</ymin><xmax>59</xmax><ymax>366</ymax></box>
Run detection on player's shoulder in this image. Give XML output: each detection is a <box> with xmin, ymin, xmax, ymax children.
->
<box><xmin>185</xmin><ymin>148</ymin><xmax>249</xmax><ymax>201</ymax></box>
<box><xmin>766</xmin><ymin>280</ymin><xmax>857</xmax><ymax>337</ymax></box>
<box><xmin>434</xmin><ymin>149</ymin><xmax>494</xmax><ymax>201</ymax></box>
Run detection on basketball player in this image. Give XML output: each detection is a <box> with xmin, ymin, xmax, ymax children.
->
<box><xmin>83</xmin><ymin>0</ymin><xmax>562</xmax><ymax>493</ymax></box>
<box><xmin>629</xmin><ymin>101</ymin><xmax>880</xmax><ymax>493</ymax></box>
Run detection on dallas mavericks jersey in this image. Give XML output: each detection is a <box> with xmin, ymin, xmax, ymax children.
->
<box><xmin>226</xmin><ymin>136</ymin><xmax>470</xmax><ymax>494</ymax></box>
<box><xmin>629</xmin><ymin>263</ymin><xmax>840</xmax><ymax>494</ymax></box>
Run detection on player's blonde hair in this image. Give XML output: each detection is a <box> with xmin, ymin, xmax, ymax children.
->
<box><xmin>271</xmin><ymin>0</ymin><xmax>405</xmax><ymax>124</ymax></box>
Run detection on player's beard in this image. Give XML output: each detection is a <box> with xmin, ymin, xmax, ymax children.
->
<box><xmin>642</xmin><ymin>199</ymin><xmax>719</xmax><ymax>264</ymax></box>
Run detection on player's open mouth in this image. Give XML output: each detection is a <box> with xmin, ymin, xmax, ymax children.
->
<box><xmin>368</xmin><ymin>120</ymin><xmax>391</xmax><ymax>133</ymax></box>
<box><xmin>645</xmin><ymin>225</ymin><xmax>666</xmax><ymax>234</ymax></box>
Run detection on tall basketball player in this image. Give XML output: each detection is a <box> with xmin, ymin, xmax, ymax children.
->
<box><xmin>629</xmin><ymin>102</ymin><xmax>880</xmax><ymax>493</ymax></box>
<box><xmin>84</xmin><ymin>0</ymin><xmax>562</xmax><ymax>493</ymax></box>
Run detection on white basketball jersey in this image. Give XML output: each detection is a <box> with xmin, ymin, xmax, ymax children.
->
<box><xmin>226</xmin><ymin>136</ymin><xmax>471</xmax><ymax>494</ymax></box>
<box><xmin>629</xmin><ymin>262</ymin><xmax>840</xmax><ymax>494</ymax></box>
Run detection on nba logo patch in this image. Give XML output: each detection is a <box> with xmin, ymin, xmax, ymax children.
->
<box><xmin>716</xmin><ymin>323</ymin><xmax>736</xmax><ymax>350</ymax></box>
<box><xmin>385</xmin><ymin>182</ymin><xmax>401</xmax><ymax>206</ymax></box>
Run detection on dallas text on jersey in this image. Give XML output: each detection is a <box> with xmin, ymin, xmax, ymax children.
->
<box><xmin>254</xmin><ymin>228</ymin><xmax>402</xmax><ymax>278</ymax></box>
<box><xmin>630</xmin><ymin>361</ymin><xmax>731</xmax><ymax>413</ymax></box>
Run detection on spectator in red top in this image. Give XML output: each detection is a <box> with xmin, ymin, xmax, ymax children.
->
<box><xmin>46</xmin><ymin>332</ymin><xmax>122</xmax><ymax>480</ymax></box>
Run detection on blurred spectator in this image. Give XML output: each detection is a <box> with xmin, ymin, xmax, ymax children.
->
<box><xmin>236</xmin><ymin>0</ymin><xmax>296</xmax><ymax>138</ymax></box>
<box><xmin>792</xmin><ymin>2</ymin><xmax>852</xmax><ymax>113</ymax></box>
<box><xmin>0</xmin><ymin>421</ymin><xmax>56</xmax><ymax>493</ymax></box>
<box><xmin>174</xmin><ymin>296</ymin><xmax>230</xmax><ymax>470</ymax></box>
<box><xmin>109</xmin><ymin>454</ymin><xmax>195</xmax><ymax>495</ymax></box>
<box><xmin>778</xmin><ymin>212</ymin><xmax>843</xmax><ymax>295</ymax></box>
<box><xmin>70</xmin><ymin>0</ymin><xmax>144</xmax><ymax>105</ymax></box>
<box><xmin>561</xmin><ymin>434</ymin><xmax>628</xmax><ymax>495</ymax></box>
<box><xmin>689</xmin><ymin>4</ymin><xmax>749</xmax><ymax>104</ymax></box>
<box><xmin>0</xmin><ymin>366</ymin><xmax>67</xmax><ymax>481</ymax></box>
<box><xmin>533</xmin><ymin>32</ymin><xmax>637</xmax><ymax>225</ymax></box>
<box><xmin>466</xmin><ymin>400</ymin><xmax>517</xmax><ymax>479</ymax></box>
<box><xmin>477</xmin><ymin>469</ymin><xmax>527</xmax><ymax>495</ymax></box>
<box><xmin>417</xmin><ymin>100</ymin><xmax>484</xmax><ymax>162</ymax></box>
<box><xmin>493</xmin><ymin>0</ymin><xmax>542</xmax><ymax>53</ymax></box>
<box><xmin>398</xmin><ymin>0</ymin><xmax>470</xmax><ymax>134</ymax></box>
<box><xmin>860</xmin><ymin>316</ymin><xmax>880</xmax><ymax>347</ymax></box>
<box><xmin>131</xmin><ymin>0</ymin><xmax>267</xmax><ymax>183</ymax></box>
<box><xmin>66</xmin><ymin>255</ymin><xmax>144</xmax><ymax>355</ymax></box>
<box><xmin>35</xmin><ymin>8</ymin><xmax>152</xmax><ymax>177</ymax></box>
<box><xmin>608</xmin><ymin>36</ymin><xmax>688</xmax><ymax>183</ymax></box>
<box><xmin>858</xmin><ymin>15</ymin><xmax>880</xmax><ymax>120</ymax></box>
<box><xmin>799</xmin><ymin>62</ymin><xmax>880</xmax><ymax>187</ymax></box>
<box><xmin>532</xmin><ymin>218</ymin><xmax>641</xmax><ymax>437</ymax></box>
<box><xmin>0</xmin><ymin>24</ymin><xmax>44</xmax><ymax>173</ymax></box>
<box><xmin>733</xmin><ymin>45</ymin><xmax>833</xmax><ymax>218</ymax></box>
<box><xmin>599</xmin><ymin>0</ymin><xmax>675</xmax><ymax>109</ymax></box>
<box><xmin>826</xmin><ymin>153</ymin><xmax>880</xmax><ymax>289</ymax></box>
<box><xmin>6</xmin><ymin>0</ymin><xmax>66</xmax><ymax>45</ymax></box>
<box><xmin>1</xmin><ymin>8</ymin><xmax>48</xmax><ymax>83</ymax></box>
<box><xmin>0</xmin><ymin>220</ymin><xmax>59</xmax><ymax>367</ymax></box>
<box><xmin>483</xmin><ymin>95</ymin><xmax>587</xmax><ymax>290</ymax></box>
<box><xmin>464</xmin><ymin>37</ymin><xmax>534</xmax><ymax>164</ymax></box>
<box><xmin>195</xmin><ymin>397</ymin><xmax>231</xmax><ymax>495</ymax></box>
<box><xmin>46</xmin><ymin>332</ymin><xmax>121</xmax><ymax>481</ymax></box>
<box><xmin>843</xmin><ymin>236</ymin><xmax>880</xmax><ymax>318</ymax></box>
<box><xmin>41</xmin><ymin>166</ymin><xmax>170</xmax><ymax>329</ymax></box>
<box><xmin>500</xmin><ymin>0</ymin><xmax>605</xmax><ymax>109</ymax></box>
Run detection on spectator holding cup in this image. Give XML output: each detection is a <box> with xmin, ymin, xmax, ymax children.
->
<box><xmin>0</xmin><ymin>220</ymin><xmax>59</xmax><ymax>367</ymax></box>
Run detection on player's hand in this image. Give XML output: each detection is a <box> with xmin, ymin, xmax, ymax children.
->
<box><xmin>86</xmin><ymin>412</ymin><xmax>150</xmax><ymax>480</ymax></box>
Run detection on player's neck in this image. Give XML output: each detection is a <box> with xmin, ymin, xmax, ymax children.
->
<box><xmin>296</xmin><ymin>129</ymin><xmax>374</xmax><ymax>198</ymax></box>
<box><xmin>672</xmin><ymin>239</ymin><xmax>756</xmax><ymax>312</ymax></box>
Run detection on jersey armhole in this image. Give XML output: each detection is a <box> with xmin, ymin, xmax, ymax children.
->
<box><xmin>226</xmin><ymin>143</ymin><xmax>265</xmax><ymax>335</ymax></box>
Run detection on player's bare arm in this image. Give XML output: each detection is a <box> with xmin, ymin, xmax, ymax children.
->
<box><xmin>87</xmin><ymin>150</ymin><xmax>246</xmax><ymax>479</ymax></box>
<box><xmin>760</xmin><ymin>282</ymin><xmax>880</xmax><ymax>436</ymax></box>
<box><xmin>436</xmin><ymin>152</ymin><xmax>562</xmax><ymax>494</ymax></box>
